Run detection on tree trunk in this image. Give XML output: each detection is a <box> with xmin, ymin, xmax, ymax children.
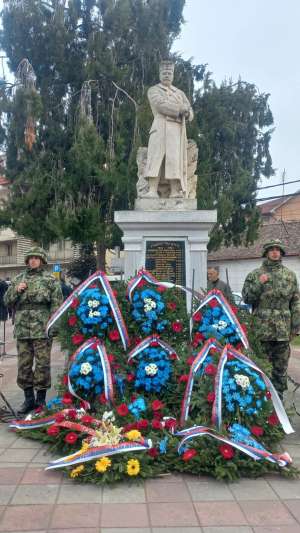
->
<box><xmin>96</xmin><ymin>240</ymin><xmax>106</xmax><ymax>271</ymax></box>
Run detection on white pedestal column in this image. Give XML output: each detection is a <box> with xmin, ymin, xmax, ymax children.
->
<box><xmin>114</xmin><ymin>210</ymin><xmax>217</xmax><ymax>303</ymax></box>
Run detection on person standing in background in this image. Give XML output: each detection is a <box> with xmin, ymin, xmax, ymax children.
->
<box><xmin>207</xmin><ymin>265</ymin><xmax>234</xmax><ymax>304</ymax></box>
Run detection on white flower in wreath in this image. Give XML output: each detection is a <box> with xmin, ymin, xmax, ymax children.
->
<box><xmin>80</xmin><ymin>362</ymin><xmax>93</xmax><ymax>375</ymax></box>
<box><xmin>234</xmin><ymin>373</ymin><xmax>250</xmax><ymax>390</ymax></box>
<box><xmin>88</xmin><ymin>310</ymin><xmax>94</xmax><ymax>318</ymax></box>
<box><xmin>143</xmin><ymin>297</ymin><xmax>157</xmax><ymax>312</ymax></box>
<box><xmin>145</xmin><ymin>363</ymin><xmax>158</xmax><ymax>376</ymax></box>
<box><xmin>92</xmin><ymin>299</ymin><xmax>100</xmax><ymax>308</ymax></box>
<box><xmin>92</xmin><ymin>310</ymin><xmax>100</xmax><ymax>317</ymax></box>
<box><xmin>212</xmin><ymin>319</ymin><xmax>228</xmax><ymax>332</ymax></box>
<box><xmin>88</xmin><ymin>300</ymin><xmax>93</xmax><ymax>308</ymax></box>
<box><xmin>102</xmin><ymin>410</ymin><xmax>115</xmax><ymax>422</ymax></box>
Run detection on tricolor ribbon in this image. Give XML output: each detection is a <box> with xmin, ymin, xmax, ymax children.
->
<box><xmin>128</xmin><ymin>334</ymin><xmax>179</xmax><ymax>362</ymax></box>
<box><xmin>68</xmin><ymin>337</ymin><xmax>114</xmax><ymax>407</ymax></box>
<box><xmin>46</xmin><ymin>270</ymin><xmax>129</xmax><ymax>350</ymax></box>
<box><xmin>211</xmin><ymin>345</ymin><xmax>294</xmax><ymax>434</ymax></box>
<box><xmin>9</xmin><ymin>408</ymin><xmax>85</xmax><ymax>431</ymax></box>
<box><xmin>175</xmin><ymin>425</ymin><xmax>292</xmax><ymax>468</ymax></box>
<box><xmin>126</xmin><ymin>268</ymin><xmax>203</xmax><ymax>303</ymax></box>
<box><xmin>46</xmin><ymin>438</ymin><xmax>152</xmax><ymax>470</ymax></box>
<box><xmin>192</xmin><ymin>289</ymin><xmax>249</xmax><ymax>349</ymax></box>
<box><xmin>180</xmin><ymin>338</ymin><xmax>223</xmax><ymax>426</ymax></box>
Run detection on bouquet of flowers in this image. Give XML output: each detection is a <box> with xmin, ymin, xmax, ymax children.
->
<box><xmin>69</xmin><ymin>346</ymin><xmax>104</xmax><ymax>400</ymax></box>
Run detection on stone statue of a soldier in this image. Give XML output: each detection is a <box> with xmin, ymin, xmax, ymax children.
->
<box><xmin>144</xmin><ymin>60</ymin><xmax>194</xmax><ymax>199</ymax></box>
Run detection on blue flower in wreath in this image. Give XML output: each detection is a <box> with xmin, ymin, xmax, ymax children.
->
<box><xmin>222</xmin><ymin>360</ymin><xmax>266</xmax><ymax>416</ymax></box>
<box><xmin>69</xmin><ymin>347</ymin><xmax>104</xmax><ymax>399</ymax></box>
<box><xmin>131</xmin><ymin>289</ymin><xmax>168</xmax><ymax>334</ymax></box>
<box><xmin>197</xmin><ymin>305</ymin><xmax>240</xmax><ymax>345</ymax></box>
<box><xmin>229</xmin><ymin>423</ymin><xmax>265</xmax><ymax>450</ymax></box>
<box><xmin>76</xmin><ymin>288</ymin><xmax>113</xmax><ymax>334</ymax></box>
<box><xmin>134</xmin><ymin>346</ymin><xmax>172</xmax><ymax>393</ymax></box>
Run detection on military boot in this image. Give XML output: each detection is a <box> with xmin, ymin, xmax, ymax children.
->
<box><xmin>35</xmin><ymin>389</ymin><xmax>47</xmax><ymax>408</ymax></box>
<box><xmin>17</xmin><ymin>388</ymin><xmax>35</xmax><ymax>415</ymax></box>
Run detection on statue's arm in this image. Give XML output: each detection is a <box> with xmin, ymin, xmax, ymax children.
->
<box><xmin>147</xmin><ymin>87</ymin><xmax>182</xmax><ymax>118</ymax></box>
<box><xmin>182</xmin><ymin>92</ymin><xmax>194</xmax><ymax>122</ymax></box>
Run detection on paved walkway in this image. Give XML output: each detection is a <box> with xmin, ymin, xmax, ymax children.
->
<box><xmin>0</xmin><ymin>320</ymin><xmax>300</xmax><ymax>532</ymax></box>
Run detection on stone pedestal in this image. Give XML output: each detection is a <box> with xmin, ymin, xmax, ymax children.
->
<box><xmin>114</xmin><ymin>209</ymin><xmax>217</xmax><ymax>307</ymax></box>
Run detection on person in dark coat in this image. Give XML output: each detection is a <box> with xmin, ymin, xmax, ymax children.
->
<box><xmin>207</xmin><ymin>265</ymin><xmax>234</xmax><ymax>304</ymax></box>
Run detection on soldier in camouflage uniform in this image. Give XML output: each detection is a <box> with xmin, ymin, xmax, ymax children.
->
<box><xmin>242</xmin><ymin>239</ymin><xmax>300</xmax><ymax>398</ymax></box>
<box><xmin>4</xmin><ymin>247</ymin><xmax>63</xmax><ymax>414</ymax></box>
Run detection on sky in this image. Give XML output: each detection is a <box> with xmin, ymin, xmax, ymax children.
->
<box><xmin>175</xmin><ymin>0</ymin><xmax>300</xmax><ymax>200</ymax></box>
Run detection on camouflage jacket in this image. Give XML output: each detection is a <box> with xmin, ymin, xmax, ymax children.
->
<box><xmin>4</xmin><ymin>267</ymin><xmax>63</xmax><ymax>339</ymax></box>
<box><xmin>207</xmin><ymin>278</ymin><xmax>234</xmax><ymax>304</ymax></box>
<box><xmin>242</xmin><ymin>259</ymin><xmax>300</xmax><ymax>341</ymax></box>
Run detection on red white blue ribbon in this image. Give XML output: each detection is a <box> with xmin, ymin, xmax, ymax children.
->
<box><xmin>68</xmin><ymin>337</ymin><xmax>114</xmax><ymax>407</ymax></box>
<box><xmin>46</xmin><ymin>270</ymin><xmax>129</xmax><ymax>350</ymax></box>
<box><xmin>46</xmin><ymin>438</ymin><xmax>152</xmax><ymax>470</ymax></box>
<box><xmin>9</xmin><ymin>408</ymin><xmax>83</xmax><ymax>431</ymax></box>
<box><xmin>212</xmin><ymin>345</ymin><xmax>294</xmax><ymax>435</ymax></box>
<box><xmin>192</xmin><ymin>289</ymin><xmax>249</xmax><ymax>349</ymax></box>
<box><xmin>128</xmin><ymin>334</ymin><xmax>179</xmax><ymax>362</ymax></box>
<box><xmin>126</xmin><ymin>268</ymin><xmax>203</xmax><ymax>302</ymax></box>
<box><xmin>180</xmin><ymin>338</ymin><xmax>222</xmax><ymax>427</ymax></box>
<box><xmin>176</xmin><ymin>425</ymin><xmax>292</xmax><ymax>467</ymax></box>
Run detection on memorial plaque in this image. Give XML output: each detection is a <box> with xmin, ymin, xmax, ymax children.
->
<box><xmin>145</xmin><ymin>241</ymin><xmax>186</xmax><ymax>286</ymax></box>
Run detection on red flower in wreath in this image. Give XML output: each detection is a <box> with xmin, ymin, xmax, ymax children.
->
<box><xmin>99</xmin><ymin>392</ymin><xmax>108</xmax><ymax>404</ymax></box>
<box><xmin>266</xmin><ymin>390</ymin><xmax>272</xmax><ymax>399</ymax></box>
<box><xmin>148</xmin><ymin>447</ymin><xmax>159</xmax><ymax>458</ymax></box>
<box><xmin>171</xmin><ymin>321</ymin><xmax>183</xmax><ymax>333</ymax></box>
<box><xmin>68</xmin><ymin>315</ymin><xmax>77</xmax><ymax>327</ymax></box>
<box><xmin>108</xmin><ymin>329</ymin><xmax>120</xmax><ymax>342</ymax></box>
<box><xmin>179</xmin><ymin>374</ymin><xmax>189</xmax><ymax>383</ymax></box>
<box><xmin>47</xmin><ymin>425</ymin><xmax>60</xmax><ymax>436</ymax></box>
<box><xmin>219</xmin><ymin>444</ymin><xmax>235</xmax><ymax>459</ymax></box>
<box><xmin>116</xmin><ymin>403</ymin><xmax>129</xmax><ymax>416</ymax></box>
<box><xmin>164</xmin><ymin>418</ymin><xmax>177</xmax><ymax>431</ymax></box>
<box><xmin>150</xmin><ymin>340</ymin><xmax>159</xmax><ymax>347</ymax></box>
<box><xmin>251</xmin><ymin>426</ymin><xmax>264</xmax><ymax>437</ymax></box>
<box><xmin>71</xmin><ymin>333</ymin><xmax>85</xmax><ymax>345</ymax></box>
<box><xmin>209</xmin><ymin>299</ymin><xmax>219</xmax><ymax>308</ymax></box>
<box><xmin>187</xmin><ymin>356</ymin><xmax>195</xmax><ymax>366</ymax></box>
<box><xmin>62</xmin><ymin>374</ymin><xmax>68</xmax><ymax>386</ymax></box>
<box><xmin>137</xmin><ymin>419</ymin><xmax>149</xmax><ymax>430</ymax></box>
<box><xmin>231</xmin><ymin>306</ymin><xmax>238</xmax><ymax>315</ymax></box>
<box><xmin>183</xmin><ymin>448</ymin><xmax>197</xmax><ymax>461</ymax></box>
<box><xmin>167</xmin><ymin>301</ymin><xmax>177</xmax><ymax>311</ymax></box>
<box><xmin>207</xmin><ymin>391</ymin><xmax>215</xmax><ymax>403</ymax></box>
<box><xmin>152</xmin><ymin>399</ymin><xmax>164</xmax><ymax>411</ymax></box>
<box><xmin>64</xmin><ymin>432</ymin><xmax>78</xmax><ymax>445</ymax></box>
<box><xmin>204</xmin><ymin>363</ymin><xmax>217</xmax><ymax>376</ymax></box>
<box><xmin>152</xmin><ymin>419</ymin><xmax>162</xmax><ymax>430</ymax></box>
<box><xmin>67</xmin><ymin>409</ymin><xmax>77</xmax><ymax>420</ymax></box>
<box><xmin>268</xmin><ymin>413</ymin><xmax>279</xmax><ymax>426</ymax></box>
<box><xmin>156</xmin><ymin>285</ymin><xmax>166</xmax><ymax>293</ymax></box>
<box><xmin>126</xmin><ymin>373</ymin><xmax>135</xmax><ymax>382</ymax></box>
<box><xmin>193</xmin><ymin>311</ymin><xmax>202</xmax><ymax>322</ymax></box>
<box><xmin>55</xmin><ymin>413</ymin><xmax>65</xmax><ymax>423</ymax></box>
<box><xmin>81</xmin><ymin>414</ymin><xmax>94</xmax><ymax>424</ymax></box>
<box><xmin>169</xmin><ymin>352</ymin><xmax>177</xmax><ymax>360</ymax></box>
<box><xmin>70</xmin><ymin>297</ymin><xmax>80</xmax><ymax>309</ymax></box>
<box><xmin>62</xmin><ymin>392</ymin><xmax>73</xmax><ymax>405</ymax></box>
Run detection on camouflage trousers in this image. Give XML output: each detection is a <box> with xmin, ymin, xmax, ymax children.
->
<box><xmin>16</xmin><ymin>338</ymin><xmax>53</xmax><ymax>391</ymax></box>
<box><xmin>261</xmin><ymin>341</ymin><xmax>291</xmax><ymax>396</ymax></box>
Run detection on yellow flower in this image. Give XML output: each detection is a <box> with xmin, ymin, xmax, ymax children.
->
<box><xmin>125</xmin><ymin>429</ymin><xmax>142</xmax><ymax>441</ymax></box>
<box><xmin>126</xmin><ymin>458</ymin><xmax>140</xmax><ymax>476</ymax></box>
<box><xmin>69</xmin><ymin>465</ymin><xmax>84</xmax><ymax>478</ymax></box>
<box><xmin>81</xmin><ymin>442</ymin><xmax>90</xmax><ymax>453</ymax></box>
<box><xmin>95</xmin><ymin>456</ymin><xmax>112</xmax><ymax>473</ymax></box>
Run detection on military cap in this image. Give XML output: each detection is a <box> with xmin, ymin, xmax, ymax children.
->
<box><xmin>262</xmin><ymin>239</ymin><xmax>286</xmax><ymax>257</ymax></box>
<box><xmin>25</xmin><ymin>246</ymin><xmax>48</xmax><ymax>264</ymax></box>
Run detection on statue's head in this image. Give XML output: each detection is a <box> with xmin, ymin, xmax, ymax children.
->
<box><xmin>159</xmin><ymin>60</ymin><xmax>174</xmax><ymax>86</ymax></box>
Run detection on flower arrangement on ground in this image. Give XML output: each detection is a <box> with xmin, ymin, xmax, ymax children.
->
<box><xmin>10</xmin><ymin>270</ymin><xmax>297</xmax><ymax>483</ymax></box>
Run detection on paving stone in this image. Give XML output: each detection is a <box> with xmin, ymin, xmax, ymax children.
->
<box><xmin>152</xmin><ymin>528</ymin><xmax>202</xmax><ymax>533</ymax></box>
<box><xmin>0</xmin><ymin>467</ymin><xmax>25</xmax><ymax>484</ymax></box>
<box><xmin>149</xmin><ymin>502</ymin><xmax>199</xmax><ymax>527</ymax></box>
<box><xmin>187</xmin><ymin>480</ymin><xmax>234</xmax><ymax>501</ymax></box>
<box><xmin>30</xmin><ymin>449</ymin><xmax>59</xmax><ymax>464</ymax></box>
<box><xmin>146</xmin><ymin>480</ymin><xmax>191</xmax><ymax>502</ymax></box>
<box><xmin>50</xmin><ymin>503</ymin><xmax>100</xmax><ymax>529</ymax></box>
<box><xmin>0</xmin><ymin>448</ymin><xmax>38</xmax><ymax>463</ymax></box>
<box><xmin>10</xmin><ymin>437</ymin><xmax>42</xmax><ymax>449</ymax></box>
<box><xmin>101</xmin><ymin>503</ymin><xmax>149</xmax><ymax>528</ymax></box>
<box><xmin>0</xmin><ymin>433</ymin><xmax>18</xmax><ymax>448</ymax></box>
<box><xmin>49</xmin><ymin>529</ymin><xmax>99</xmax><ymax>533</ymax></box>
<box><xmin>284</xmin><ymin>499</ymin><xmax>300</xmax><ymax>522</ymax></box>
<box><xmin>103</xmin><ymin>482</ymin><xmax>145</xmax><ymax>503</ymax></box>
<box><xmin>0</xmin><ymin>504</ymin><xmax>53</xmax><ymax>531</ymax></box>
<box><xmin>267</xmin><ymin>478</ymin><xmax>300</xmax><ymax>499</ymax></box>
<box><xmin>239</xmin><ymin>500</ymin><xmax>297</xmax><ymax>526</ymax></box>
<box><xmin>21</xmin><ymin>466</ymin><xmax>63</xmax><ymax>484</ymax></box>
<box><xmin>229</xmin><ymin>479</ymin><xmax>278</xmax><ymax>500</ymax></box>
<box><xmin>11</xmin><ymin>484</ymin><xmax>59</xmax><ymax>505</ymax></box>
<box><xmin>253</xmin><ymin>526</ymin><xmax>300</xmax><ymax>532</ymax></box>
<box><xmin>0</xmin><ymin>485</ymin><xmax>15</xmax><ymax>505</ymax></box>
<box><xmin>102</xmin><ymin>529</ymin><xmax>151</xmax><ymax>533</ymax></box>
<box><xmin>283</xmin><ymin>445</ymin><xmax>300</xmax><ymax>458</ymax></box>
<box><xmin>194</xmin><ymin>502</ymin><xmax>248</xmax><ymax>527</ymax></box>
<box><xmin>58</xmin><ymin>483</ymin><xmax>102</xmax><ymax>503</ymax></box>
<box><xmin>202</xmin><ymin>528</ymin><xmax>253</xmax><ymax>533</ymax></box>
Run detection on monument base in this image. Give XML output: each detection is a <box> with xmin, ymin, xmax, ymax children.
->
<box><xmin>134</xmin><ymin>197</ymin><xmax>197</xmax><ymax>211</ymax></box>
<box><xmin>114</xmin><ymin>209</ymin><xmax>217</xmax><ymax>310</ymax></box>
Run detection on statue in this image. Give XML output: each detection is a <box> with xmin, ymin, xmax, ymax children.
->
<box><xmin>143</xmin><ymin>60</ymin><xmax>194</xmax><ymax>199</ymax></box>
